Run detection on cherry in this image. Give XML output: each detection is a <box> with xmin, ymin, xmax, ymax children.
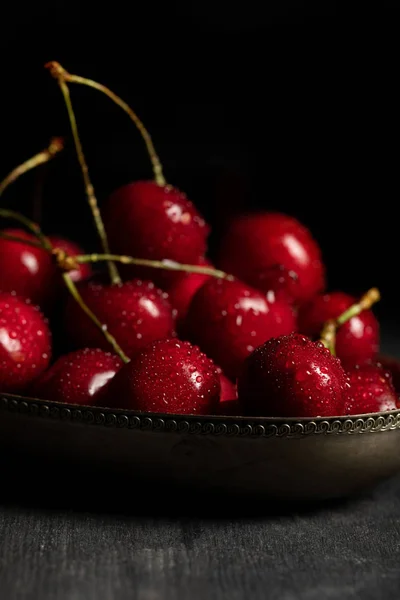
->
<box><xmin>238</xmin><ymin>333</ymin><xmax>350</xmax><ymax>417</ymax></box>
<box><xmin>64</xmin><ymin>279</ymin><xmax>177</xmax><ymax>359</ymax></box>
<box><xmin>298</xmin><ymin>291</ymin><xmax>379</xmax><ymax>367</ymax></box>
<box><xmin>0</xmin><ymin>292</ymin><xmax>51</xmax><ymax>393</ymax></box>
<box><xmin>30</xmin><ymin>348</ymin><xmax>122</xmax><ymax>406</ymax></box>
<box><xmin>345</xmin><ymin>363</ymin><xmax>398</xmax><ymax>415</ymax></box>
<box><xmin>105</xmin><ymin>338</ymin><xmax>220</xmax><ymax>414</ymax></box>
<box><xmin>217</xmin><ymin>212</ymin><xmax>325</xmax><ymax>304</ymax></box>
<box><xmin>102</xmin><ymin>181</ymin><xmax>209</xmax><ymax>287</ymax></box>
<box><xmin>185</xmin><ymin>277</ymin><xmax>296</xmax><ymax>379</ymax></box>
<box><xmin>0</xmin><ymin>228</ymin><xmax>90</xmax><ymax>308</ymax></box>
<box><xmin>251</xmin><ymin>264</ymin><xmax>300</xmax><ymax>304</ymax></box>
<box><xmin>376</xmin><ymin>355</ymin><xmax>400</xmax><ymax>394</ymax></box>
<box><xmin>166</xmin><ymin>256</ymin><xmax>212</xmax><ymax>327</ymax></box>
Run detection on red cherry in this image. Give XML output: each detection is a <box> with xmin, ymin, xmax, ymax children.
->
<box><xmin>298</xmin><ymin>291</ymin><xmax>379</xmax><ymax>367</ymax></box>
<box><xmin>0</xmin><ymin>229</ymin><xmax>90</xmax><ymax>309</ymax></box>
<box><xmin>345</xmin><ymin>363</ymin><xmax>397</xmax><ymax>415</ymax></box>
<box><xmin>238</xmin><ymin>333</ymin><xmax>350</xmax><ymax>417</ymax></box>
<box><xmin>105</xmin><ymin>338</ymin><xmax>220</xmax><ymax>414</ymax></box>
<box><xmin>185</xmin><ymin>278</ymin><xmax>296</xmax><ymax>379</ymax></box>
<box><xmin>166</xmin><ymin>257</ymin><xmax>212</xmax><ymax>326</ymax></box>
<box><xmin>217</xmin><ymin>212</ymin><xmax>325</xmax><ymax>304</ymax></box>
<box><xmin>217</xmin><ymin>366</ymin><xmax>237</xmax><ymax>403</ymax></box>
<box><xmin>251</xmin><ymin>264</ymin><xmax>300</xmax><ymax>304</ymax></box>
<box><xmin>0</xmin><ymin>228</ymin><xmax>52</xmax><ymax>306</ymax></box>
<box><xmin>102</xmin><ymin>181</ymin><xmax>209</xmax><ymax>286</ymax></box>
<box><xmin>64</xmin><ymin>279</ymin><xmax>177</xmax><ymax>358</ymax></box>
<box><xmin>376</xmin><ymin>355</ymin><xmax>400</xmax><ymax>394</ymax></box>
<box><xmin>0</xmin><ymin>292</ymin><xmax>51</xmax><ymax>393</ymax></box>
<box><xmin>30</xmin><ymin>348</ymin><xmax>122</xmax><ymax>406</ymax></box>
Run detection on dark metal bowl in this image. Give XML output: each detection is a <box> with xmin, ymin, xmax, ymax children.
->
<box><xmin>1</xmin><ymin>391</ymin><xmax>400</xmax><ymax>502</ymax></box>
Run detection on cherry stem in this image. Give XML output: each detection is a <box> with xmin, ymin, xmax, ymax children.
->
<box><xmin>0</xmin><ymin>137</ymin><xmax>64</xmax><ymax>198</ymax></box>
<box><xmin>0</xmin><ymin>208</ymin><xmax>52</xmax><ymax>251</ymax></box>
<box><xmin>75</xmin><ymin>253</ymin><xmax>228</xmax><ymax>279</ymax></box>
<box><xmin>45</xmin><ymin>62</ymin><xmax>166</xmax><ymax>187</ymax></box>
<box><xmin>0</xmin><ymin>231</ymin><xmax>44</xmax><ymax>249</ymax></box>
<box><xmin>46</xmin><ymin>65</ymin><xmax>121</xmax><ymax>286</ymax></box>
<box><xmin>0</xmin><ymin>209</ymin><xmax>129</xmax><ymax>363</ymax></box>
<box><xmin>61</xmin><ymin>273</ymin><xmax>130</xmax><ymax>364</ymax></box>
<box><xmin>320</xmin><ymin>287</ymin><xmax>381</xmax><ymax>356</ymax></box>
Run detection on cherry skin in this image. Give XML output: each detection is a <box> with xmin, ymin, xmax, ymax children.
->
<box><xmin>0</xmin><ymin>292</ymin><xmax>51</xmax><ymax>393</ymax></box>
<box><xmin>184</xmin><ymin>277</ymin><xmax>296</xmax><ymax>380</ymax></box>
<box><xmin>64</xmin><ymin>279</ymin><xmax>177</xmax><ymax>359</ymax></box>
<box><xmin>218</xmin><ymin>367</ymin><xmax>238</xmax><ymax>403</ymax></box>
<box><xmin>345</xmin><ymin>363</ymin><xmax>398</xmax><ymax>415</ymax></box>
<box><xmin>251</xmin><ymin>264</ymin><xmax>300</xmax><ymax>305</ymax></box>
<box><xmin>30</xmin><ymin>348</ymin><xmax>122</xmax><ymax>406</ymax></box>
<box><xmin>376</xmin><ymin>355</ymin><xmax>400</xmax><ymax>394</ymax></box>
<box><xmin>217</xmin><ymin>212</ymin><xmax>325</xmax><ymax>304</ymax></box>
<box><xmin>166</xmin><ymin>257</ymin><xmax>212</xmax><ymax>327</ymax></box>
<box><xmin>238</xmin><ymin>333</ymin><xmax>350</xmax><ymax>417</ymax></box>
<box><xmin>102</xmin><ymin>181</ymin><xmax>210</xmax><ymax>287</ymax></box>
<box><xmin>0</xmin><ymin>229</ymin><xmax>90</xmax><ymax>309</ymax></box>
<box><xmin>105</xmin><ymin>338</ymin><xmax>221</xmax><ymax>415</ymax></box>
<box><xmin>298</xmin><ymin>291</ymin><xmax>379</xmax><ymax>367</ymax></box>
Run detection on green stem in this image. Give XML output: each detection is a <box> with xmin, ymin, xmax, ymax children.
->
<box><xmin>320</xmin><ymin>288</ymin><xmax>381</xmax><ymax>355</ymax></box>
<box><xmin>0</xmin><ymin>208</ymin><xmax>52</xmax><ymax>250</ymax></box>
<box><xmin>0</xmin><ymin>231</ymin><xmax>44</xmax><ymax>249</ymax></box>
<box><xmin>50</xmin><ymin>72</ymin><xmax>121</xmax><ymax>285</ymax></box>
<box><xmin>62</xmin><ymin>273</ymin><xmax>130</xmax><ymax>364</ymax></box>
<box><xmin>75</xmin><ymin>253</ymin><xmax>228</xmax><ymax>279</ymax></box>
<box><xmin>0</xmin><ymin>137</ymin><xmax>64</xmax><ymax>198</ymax></box>
<box><xmin>45</xmin><ymin>62</ymin><xmax>166</xmax><ymax>186</ymax></box>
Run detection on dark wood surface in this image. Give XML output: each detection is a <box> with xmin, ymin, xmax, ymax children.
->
<box><xmin>1</xmin><ymin>475</ymin><xmax>400</xmax><ymax>600</ymax></box>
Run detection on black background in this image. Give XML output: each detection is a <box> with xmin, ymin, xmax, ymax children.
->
<box><xmin>0</xmin><ymin>1</ymin><xmax>397</xmax><ymax>322</ymax></box>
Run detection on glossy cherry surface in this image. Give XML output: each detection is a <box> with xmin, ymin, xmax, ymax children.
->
<box><xmin>0</xmin><ymin>292</ymin><xmax>51</xmax><ymax>392</ymax></box>
<box><xmin>105</xmin><ymin>338</ymin><xmax>220</xmax><ymax>414</ymax></box>
<box><xmin>238</xmin><ymin>333</ymin><xmax>350</xmax><ymax>417</ymax></box>
<box><xmin>65</xmin><ymin>279</ymin><xmax>177</xmax><ymax>359</ymax></box>
<box><xmin>345</xmin><ymin>363</ymin><xmax>398</xmax><ymax>415</ymax></box>
<box><xmin>298</xmin><ymin>291</ymin><xmax>379</xmax><ymax>367</ymax></box>
<box><xmin>217</xmin><ymin>212</ymin><xmax>325</xmax><ymax>304</ymax></box>
<box><xmin>185</xmin><ymin>277</ymin><xmax>296</xmax><ymax>379</ymax></box>
<box><xmin>0</xmin><ymin>229</ymin><xmax>90</xmax><ymax>309</ymax></box>
<box><xmin>31</xmin><ymin>348</ymin><xmax>122</xmax><ymax>406</ymax></box>
<box><xmin>102</xmin><ymin>181</ymin><xmax>209</xmax><ymax>287</ymax></box>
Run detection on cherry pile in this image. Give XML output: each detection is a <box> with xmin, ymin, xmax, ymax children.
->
<box><xmin>0</xmin><ymin>62</ymin><xmax>398</xmax><ymax>419</ymax></box>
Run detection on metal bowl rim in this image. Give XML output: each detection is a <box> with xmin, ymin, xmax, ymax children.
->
<box><xmin>1</xmin><ymin>392</ymin><xmax>400</xmax><ymax>438</ymax></box>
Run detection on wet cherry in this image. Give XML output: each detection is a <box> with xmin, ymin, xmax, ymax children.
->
<box><xmin>30</xmin><ymin>348</ymin><xmax>122</xmax><ymax>406</ymax></box>
<box><xmin>345</xmin><ymin>363</ymin><xmax>398</xmax><ymax>415</ymax></box>
<box><xmin>0</xmin><ymin>292</ymin><xmax>51</xmax><ymax>393</ymax></box>
<box><xmin>102</xmin><ymin>181</ymin><xmax>209</xmax><ymax>287</ymax></box>
<box><xmin>299</xmin><ymin>291</ymin><xmax>379</xmax><ymax>367</ymax></box>
<box><xmin>238</xmin><ymin>333</ymin><xmax>350</xmax><ymax>417</ymax></box>
<box><xmin>105</xmin><ymin>338</ymin><xmax>220</xmax><ymax>414</ymax></box>
<box><xmin>217</xmin><ymin>212</ymin><xmax>325</xmax><ymax>304</ymax></box>
<box><xmin>185</xmin><ymin>277</ymin><xmax>296</xmax><ymax>379</ymax></box>
<box><xmin>0</xmin><ymin>228</ymin><xmax>90</xmax><ymax>309</ymax></box>
<box><xmin>64</xmin><ymin>279</ymin><xmax>177</xmax><ymax>359</ymax></box>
